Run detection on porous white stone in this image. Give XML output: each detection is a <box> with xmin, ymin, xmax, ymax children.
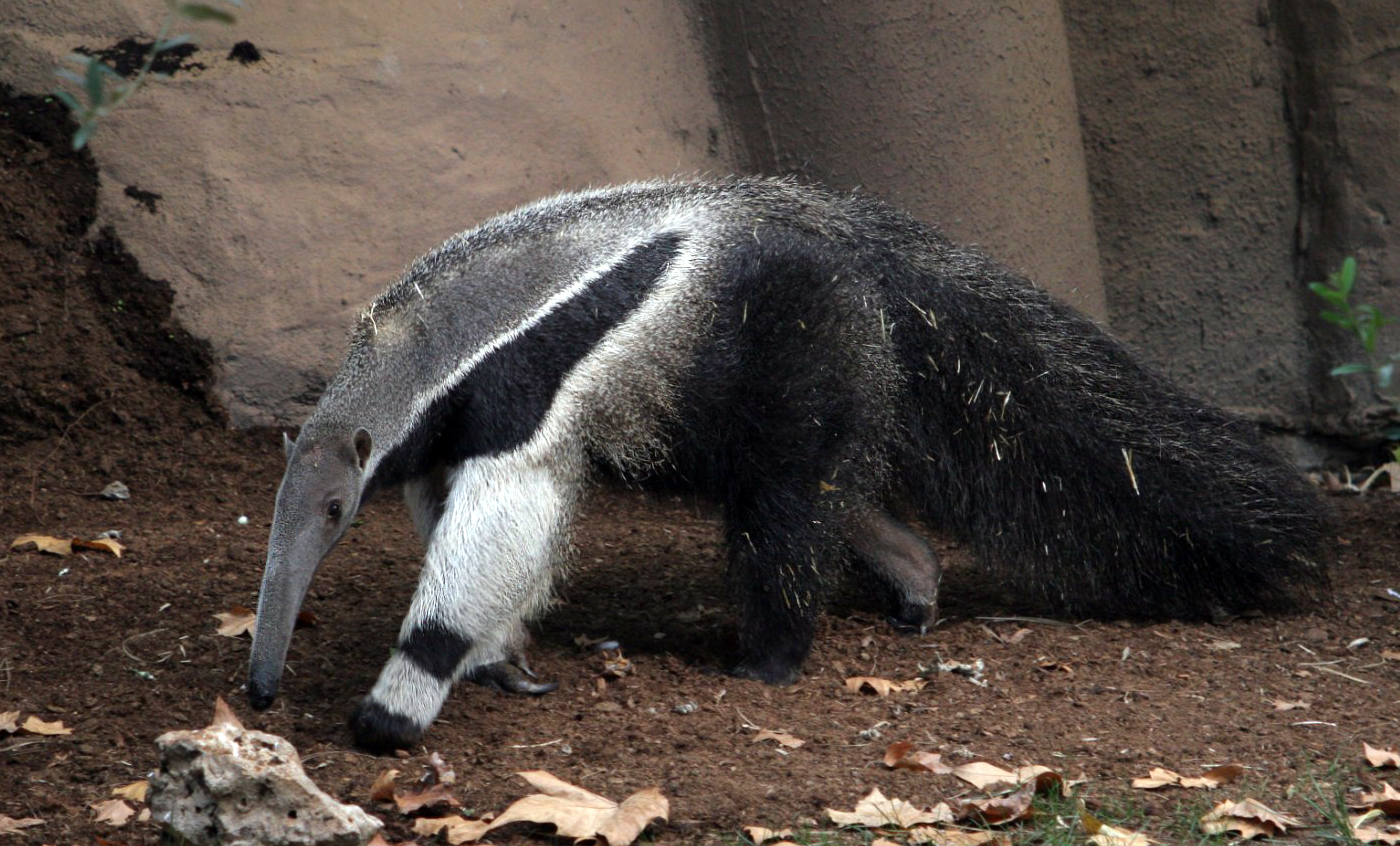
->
<box><xmin>148</xmin><ymin>700</ymin><xmax>381</xmax><ymax>846</ymax></box>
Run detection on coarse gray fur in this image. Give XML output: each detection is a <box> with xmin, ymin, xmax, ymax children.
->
<box><xmin>247</xmin><ymin>176</ymin><xmax>1327</xmax><ymax>752</ymax></box>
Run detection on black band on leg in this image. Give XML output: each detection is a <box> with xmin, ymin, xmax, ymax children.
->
<box><xmin>398</xmin><ymin>620</ymin><xmax>473</xmax><ymax>680</ymax></box>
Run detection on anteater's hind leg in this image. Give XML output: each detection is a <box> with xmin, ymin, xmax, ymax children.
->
<box><xmin>848</xmin><ymin>508</ymin><xmax>941</xmax><ymax>633</ymax></box>
<box><xmin>724</xmin><ymin>481</ymin><xmax>845</xmax><ymax>685</ymax></box>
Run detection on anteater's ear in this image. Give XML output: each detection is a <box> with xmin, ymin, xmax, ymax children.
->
<box><xmin>282</xmin><ymin>431</ymin><xmax>296</xmax><ymax>460</ymax></box>
<box><xmin>353</xmin><ymin>428</ymin><xmax>373</xmax><ymax>470</ymax></box>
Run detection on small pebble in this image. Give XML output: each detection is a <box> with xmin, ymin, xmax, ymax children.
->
<box><xmin>237</xmin><ymin>515</ymin><xmax>250</xmax><ymax>526</ymax></box>
<box><xmin>673</xmin><ymin>701</ymin><xmax>698</xmax><ymax>715</ymax></box>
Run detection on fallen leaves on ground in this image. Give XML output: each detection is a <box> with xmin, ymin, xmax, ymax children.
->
<box><xmin>10</xmin><ymin>534</ymin><xmax>123</xmax><ymax>557</ymax></box>
<box><xmin>1351</xmin><ymin>809</ymin><xmax>1400</xmax><ymax>844</ymax></box>
<box><xmin>951</xmin><ymin>761</ymin><xmax>1061</xmax><ymax>793</ymax></box>
<box><xmin>0</xmin><ymin>711</ymin><xmax>18</xmax><ymax>733</ymax></box>
<box><xmin>1350</xmin><ymin>784</ymin><xmax>1400</xmax><ymax>842</ymax></box>
<box><xmin>844</xmin><ymin>676</ymin><xmax>928</xmax><ymax>696</ymax></box>
<box><xmin>10</xmin><ymin>534</ymin><xmax>73</xmax><ymax>555</ymax></box>
<box><xmin>111</xmin><ymin>780</ymin><xmax>148</xmax><ymax>802</ymax></box>
<box><xmin>213</xmin><ymin>606</ymin><xmax>316</xmax><ymax>638</ymax></box>
<box><xmin>213</xmin><ymin>605</ymin><xmax>256</xmax><ymax>637</ymax></box>
<box><xmin>884</xmin><ymin>741</ymin><xmax>953</xmax><ymax>774</ymax></box>
<box><xmin>0</xmin><ymin>814</ymin><xmax>43</xmax><ymax>834</ymax></box>
<box><xmin>484</xmin><ymin>770</ymin><xmax>668</xmax><ymax>845</ymax></box>
<box><xmin>413</xmin><ymin>815</ymin><xmax>491</xmax><ymax>844</ymax></box>
<box><xmin>371</xmin><ymin>753</ymin><xmax>460</xmax><ymax>814</ymax></box>
<box><xmin>1131</xmin><ymin>763</ymin><xmax>1243</xmax><ymax>790</ymax></box>
<box><xmin>1270</xmin><ymin>698</ymin><xmax>1310</xmax><ymax>711</ymax></box>
<box><xmin>73</xmin><ymin>537</ymin><xmax>124</xmax><ymax>557</ymax></box>
<box><xmin>1352</xmin><ymin>783</ymin><xmax>1400</xmax><ymax>816</ymax></box>
<box><xmin>752</xmin><ymin>728</ymin><xmax>804</xmax><ymax>748</ymax></box>
<box><xmin>90</xmin><ymin>799</ymin><xmax>135</xmax><ymax>827</ymax></box>
<box><xmin>1367</xmin><ymin>743</ymin><xmax>1400</xmax><ymax>769</ymax></box>
<box><xmin>827</xmin><ymin>788</ymin><xmax>954</xmax><ymax>828</ymax></box>
<box><xmin>907</xmin><ymin>827</ymin><xmax>1008</xmax><ymax>845</ymax></box>
<box><xmin>369</xmin><ymin>769</ymin><xmax>400</xmax><ymax>803</ymax></box>
<box><xmin>951</xmin><ymin>781</ymin><xmax>1035</xmax><ymax>825</ymax></box>
<box><xmin>393</xmin><ymin>781</ymin><xmax>458</xmax><ymax>814</ymax></box>
<box><xmin>1199</xmin><ymin>798</ymin><xmax>1302</xmax><ymax>840</ymax></box>
<box><xmin>743</xmin><ymin>825</ymin><xmax>794</xmax><ymax>844</ymax></box>
<box><xmin>21</xmin><ymin>716</ymin><xmax>71</xmax><ymax>736</ymax></box>
<box><xmin>1084</xmin><ymin>810</ymin><xmax>1157</xmax><ymax>846</ymax></box>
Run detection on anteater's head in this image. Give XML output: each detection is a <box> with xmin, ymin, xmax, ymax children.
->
<box><xmin>247</xmin><ymin>426</ymin><xmax>373</xmax><ymax>710</ymax></box>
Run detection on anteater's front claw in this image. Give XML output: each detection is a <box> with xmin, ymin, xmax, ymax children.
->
<box><xmin>464</xmin><ymin>659</ymin><xmax>559</xmax><ymax>696</ymax></box>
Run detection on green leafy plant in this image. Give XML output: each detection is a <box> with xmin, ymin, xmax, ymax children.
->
<box><xmin>1310</xmin><ymin>257</ymin><xmax>1400</xmax><ymax>392</ymax></box>
<box><xmin>52</xmin><ymin>0</ymin><xmax>242</xmax><ymax>150</ymax></box>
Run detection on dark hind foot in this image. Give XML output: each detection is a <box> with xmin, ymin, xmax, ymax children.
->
<box><xmin>729</xmin><ymin>658</ymin><xmax>803</xmax><ymax>685</ymax></box>
<box><xmin>349</xmin><ymin>699</ymin><xmax>424</xmax><ymax>754</ymax></box>
<box><xmin>849</xmin><ymin>509</ymin><xmax>941</xmax><ymax>634</ymax></box>
<box><xmin>464</xmin><ymin>659</ymin><xmax>559</xmax><ymax>696</ymax></box>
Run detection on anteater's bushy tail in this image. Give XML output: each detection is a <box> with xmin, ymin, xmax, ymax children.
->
<box><xmin>855</xmin><ymin>200</ymin><xmax>1329</xmax><ymax>618</ymax></box>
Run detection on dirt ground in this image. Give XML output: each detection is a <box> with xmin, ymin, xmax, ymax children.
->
<box><xmin>2</xmin><ymin>87</ymin><xmax>1399</xmax><ymax>846</ymax></box>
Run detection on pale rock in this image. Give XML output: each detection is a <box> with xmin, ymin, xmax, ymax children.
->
<box><xmin>148</xmin><ymin>701</ymin><xmax>381</xmax><ymax>846</ymax></box>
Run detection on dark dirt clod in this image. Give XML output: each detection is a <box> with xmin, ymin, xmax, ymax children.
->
<box><xmin>227</xmin><ymin>40</ymin><xmax>263</xmax><ymax>65</ymax></box>
<box><xmin>123</xmin><ymin>184</ymin><xmax>161</xmax><ymax>214</ymax></box>
<box><xmin>1</xmin><ymin>79</ymin><xmax>1398</xmax><ymax>846</ymax></box>
<box><xmin>74</xmin><ymin>38</ymin><xmax>205</xmax><ymax>78</ymax></box>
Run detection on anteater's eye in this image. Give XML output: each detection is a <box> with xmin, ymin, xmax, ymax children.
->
<box><xmin>327</xmin><ymin>500</ymin><xmax>343</xmax><ymax>521</ymax></box>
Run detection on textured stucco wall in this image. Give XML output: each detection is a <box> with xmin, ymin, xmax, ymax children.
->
<box><xmin>1062</xmin><ymin>0</ymin><xmax>1312</xmax><ymax>421</ymax></box>
<box><xmin>1</xmin><ymin>0</ymin><xmax>738</xmax><ymax>425</ymax></box>
<box><xmin>1278</xmin><ymin>0</ymin><xmax>1400</xmax><ymax>439</ymax></box>
<box><xmin>699</xmin><ymin>0</ymin><xmax>1107</xmax><ymax>318</ymax></box>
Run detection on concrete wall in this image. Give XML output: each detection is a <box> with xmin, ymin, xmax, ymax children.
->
<box><xmin>701</xmin><ymin>0</ymin><xmax>1107</xmax><ymax>318</ymax></box>
<box><xmin>1062</xmin><ymin>0</ymin><xmax>1311</xmax><ymax>421</ymax></box>
<box><xmin>1278</xmin><ymin>0</ymin><xmax>1400</xmax><ymax>439</ymax></box>
<box><xmin>1</xmin><ymin>0</ymin><xmax>740</xmax><ymax>425</ymax></box>
<box><xmin>6</xmin><ymin>1</ymin><xmax>1400</xmax><ymax>443</ymax></box>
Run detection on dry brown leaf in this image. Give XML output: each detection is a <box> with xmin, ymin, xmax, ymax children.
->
<box><xmin>1179</xmin><ymin>763</ymin><xmax>1245</xmax><ymax>789</ymax></box>
<box><xmin>427</xmin><ymin>751</ymin><xmax>457</xmax><ymax>786</ymax></box>
<box><xmin>72</xmin><ymin>537</ymin><xmax>124</xmax><ymax>557</ymax></box>
<box><xmin>0</xmin><ymin>711</ymin><xmax>19</xmax><ymax>733</ymax></box>
<box><xmin>1351</xmin><ymin>810</ymin><xmax>1400</xmax><ymax>844</ymax></box>
<box><xmin>21</xmin><ymin>716</ymin><xmax>71</xmax><ymax>736</ymax></box>
<box><xmin>1353</xmin><ymin>783</ymin><xmax>1400</xmax><ymax>816</ymax></box>
<box><xmin>484</xmin><ymin>770</ymin><xmax>668</xmax><ymax>845</ymax></box>
<box><xmin>1367</xmin><ymin>743</ymin><xmax>1400</xmax><ymax>769</ymax></box>
<box><xmin>954</xmin><ymin>782</ymin><xmax>1035</xmax><ymax>826</ymax></box>
<box><xmin>394</xmin><ymin>782</ymin><xmax>459</xmax><ymax>815</ymax></box>
<box><xmin>214</xmin><ymin>605</ymin><xmax>256</xmax><ymax>638</ymax></box>
<box><xmin>414</xmin><ymin>815</ymin><xmax>491</xmax><ymax>844</ymax></box>
<box><xmin>0</xmin><ymin>814</ymin><xmax>44</xmax><ymax>835</ymax></box>
<box><xmin>1083</xmin><ymin>809</ymin><xmax>1158</xmax><ymax>845</ymax></box>
<box><xmin>743</xmin><ymin>825</ymin><xmax>795</xmax><ymax>844</ymax></box>
<box><xmin>907</xmin><ymin>827</ymin><xmax>1006</xmax><ymax>845</ymax></box>
<box><xmin>753</xmin><ymin>728</ymin><xmax>804</xmax><ymax>749</ymax></box>
<box><xmin>1270</xmin><ymin>699</ymin><xmax>1310</xmax><ymax>711</ymax></box>
<box><xmin>1383</xmin><ymin>650</ymin><xmax>1400</xmax><ymax>662</ymax></box>
<box><xmin>827</xmin><ymin>788</ymin><xmax>954</xmax><ymax>828</ymax></box>
<box><xmin>111</xmin><ymin>780</ymin><xmax>148</xmax><ymax>802</ymax></box>
<box><xmin>1200</xmin><ymin>798</ymin><xmax>1302</xmax><ymax>839</ymax></box>
<box><xmin>90</xmin><ymin>799</ymin><xmax>135</xmax><ymax>827</ymax></box>
<box><xmin>1089</xmin><ymin>822</ymin><xmax>1157</xmax><ymax>846</ymax></box>
<box><xmin>951</xmin><ymin>761</ymin><xmax>1018</xmax><ymax>790</ymax></box>
<box><xmin>210</xmin><ymin>696</ymin><xmax>243</xmax><ymax>730</ymax></box>
<box><xmin>369</xmin><ymin>769</ymin><xmax>400</xmax><ymax>803</ymax></box>
<box><xmin>9</xmin><ymin>534</ymin><xmax>73</xmax><ymax>556</ymax></box>
<box><xmin>1131</xmin><ymin>767</ymin><xmax>1181</xmax><ymax>789</ymax></box>
<box><xmin>883</xmin><ymin>741</ymin><xmax>954</xmax><ymax>774</ymax></box>
<box><xmin>844</xmin><ymin>676</ymin><xmax>928</xmax><ymax>696</ymax></box>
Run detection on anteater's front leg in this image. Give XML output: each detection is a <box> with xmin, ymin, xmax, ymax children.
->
<box><xmin>350</xmin><ymin>453</ymin><xmax>574</xmax><ymax>752</ymax></box>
